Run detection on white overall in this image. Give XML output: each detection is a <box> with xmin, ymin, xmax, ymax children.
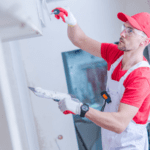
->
<box><xmin>101</xmin><ymin>55</ymin><xmax>150</xmax><ymax>150</ymax></box>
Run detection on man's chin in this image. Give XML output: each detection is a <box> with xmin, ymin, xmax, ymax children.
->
<box><xmin>118</xmin><ymin>46</ymin><xmax>127</xmax><ymax>51</ymax></box>
<box><xmin>118</xmin><ymin>45</ymin><xmax>123</xmax><ymax>50</ymax></box>
<box><xmin>118</xmin><ymin>46</ymin><xmax>131</xmax><ymax>52</ymax></box>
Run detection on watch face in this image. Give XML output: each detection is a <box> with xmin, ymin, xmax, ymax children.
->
<box><xmin>82</xmin><ymin>105</ymin><xmax>88</xmax><ymax>111</ymax></box>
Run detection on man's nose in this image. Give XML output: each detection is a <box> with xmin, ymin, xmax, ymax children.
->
<box><xmin>120</xmin><ymin>30</ymin><xmax>126</xmax><ymax>37</ymax></box>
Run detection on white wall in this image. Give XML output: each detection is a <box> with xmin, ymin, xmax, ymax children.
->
<box><xmin>123</xmin><ymin>0</ymin><xmax>150</xmax><ymax>15</ymax></box>
<box><xmin>15</xmin><ymin>0</ymin><xmax>150</xmax><ymax>150</ymax></box>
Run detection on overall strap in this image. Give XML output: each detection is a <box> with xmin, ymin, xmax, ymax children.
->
<box><xmin>110</xmin><ymin>55</ymin><xmax>123</xmax><ymax>73</ymax></box>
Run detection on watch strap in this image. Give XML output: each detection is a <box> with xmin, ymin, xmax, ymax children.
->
<box><xmin>80</xmin><ymin>103</ymin><xmax>89</xmax><ymax>117</ymax></box>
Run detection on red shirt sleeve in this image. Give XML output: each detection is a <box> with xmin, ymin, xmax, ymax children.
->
<box><xmin>101</xmin><ymin>43</ymin><xmax>124</xmax><ymax>70</ymax></box>
<box><xmin>121</xmin><ymin>75</ymin><xmax>150</xmax><ymax>108</ymax></box>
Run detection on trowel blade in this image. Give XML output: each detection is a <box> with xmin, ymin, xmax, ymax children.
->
<box><xmin>28</xmin><ymin>87</ymin><xmax>36</xmax><ymax>92</ymax></box>
<box><xmin>28</xmin><ymin>86</ymin><xmax>60</xmax><ymax>102</ymax></box>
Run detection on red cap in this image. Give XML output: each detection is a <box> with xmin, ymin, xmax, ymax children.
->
<box><xmin>117</xmin><ymin>12</ymin><xmax>150</xmax><ymax>38</ymax></box>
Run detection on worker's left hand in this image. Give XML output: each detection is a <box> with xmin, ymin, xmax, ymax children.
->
<box><xmin>58</xmin><ymin>97</ymin><xmax>83</xmax><ymax>115</ymax></box>
<box><xmin>52</xmin><ymin>7</ymin><xmax>77</xmax><ymax>26</ymax></box>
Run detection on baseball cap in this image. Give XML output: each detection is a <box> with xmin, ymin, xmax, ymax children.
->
<box><xmin>117</xmin><ymin>12</ymin><xmax>150</xmax><ymax>38</ymax></box>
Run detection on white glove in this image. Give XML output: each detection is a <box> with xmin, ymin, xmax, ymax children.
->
<box><xmin>58</xmin><ymin>97</ymin><xmax>83</xmax><ymax>115</ymax></box>
<box><xmin>52</xmin><ymin>7</ymin><xmax>77</xmax><ymax>26</ymax></box>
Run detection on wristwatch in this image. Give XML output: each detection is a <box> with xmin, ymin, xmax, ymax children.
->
<box><xmin>80</xmin><ymin>103</ymin><xmax>89</xmax><ymax>117</ymax></box>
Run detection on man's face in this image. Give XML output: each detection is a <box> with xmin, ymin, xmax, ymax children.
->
<box><xmin>118</xmin><ymin>21</ymin><xmax>147</xmax><ymax>52</ymax></box>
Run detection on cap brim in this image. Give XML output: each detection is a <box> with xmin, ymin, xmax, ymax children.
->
<box><xmin>117</xmin><ymin>12</ymin><xmax>142</xmax><ymax>30</ymax></box>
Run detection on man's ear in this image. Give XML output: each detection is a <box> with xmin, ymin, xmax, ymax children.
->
<box><xmin>141</xmin><ymin>38</ymin><xmax>150</xmax><ymax>47</ymax></box>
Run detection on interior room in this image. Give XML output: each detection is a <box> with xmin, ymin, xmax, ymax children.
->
<box><xmin>0</xmin><ymin>0</ymin><xmax>150</xmax><ymax>150</ymax></box>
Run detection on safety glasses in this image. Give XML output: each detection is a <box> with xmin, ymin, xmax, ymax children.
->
<box><xmin>121</xmin><ymin>24</ymin><xmax>147</xmax><ymax>38</ymax></box>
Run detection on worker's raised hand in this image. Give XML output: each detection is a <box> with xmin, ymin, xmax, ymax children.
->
<box><xmin>51</xmin><ymin>7</ymin><xmax>77</xmax><ymax>26</ymax></box>
<box><xmin>58</xmin><ymin>97</ymin><xmax>83</xmax><ymax>115</ymax></box>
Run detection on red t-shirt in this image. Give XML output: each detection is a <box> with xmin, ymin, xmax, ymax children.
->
<box><xmin>101</xmin><ymin>43</ymin><xmax>150</xmax><ymax>124</ymax></box>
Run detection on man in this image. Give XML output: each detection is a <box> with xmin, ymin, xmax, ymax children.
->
<box><xmin>52</xmin><ymin>7</ymin><xmax>150</xmax><ymax>149</ymax></box>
